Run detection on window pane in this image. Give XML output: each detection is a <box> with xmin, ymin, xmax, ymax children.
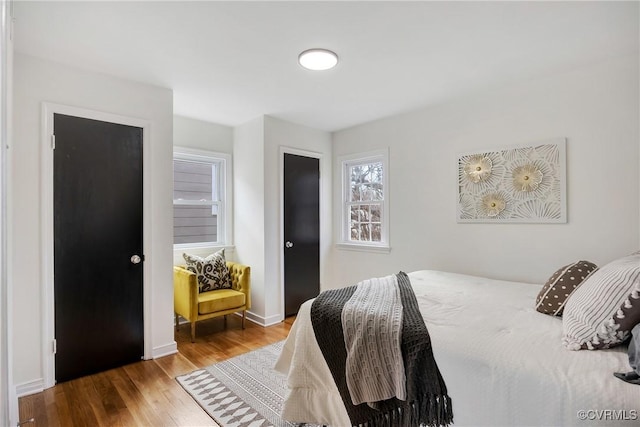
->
<box><xmin>349</xmin><ymin>205</ymin><xmax>369</xmax><ymax>224</ymax></box>
<box><xmin>349</xmin><ymin>205</ymin><xmax>359</xmax><ymax>241</ymax></box>
<box><xmin>358</xmin><ymin>205</ymin><xmax>370</xmax><ymax>222</ymax></box>
<box><xmin>371</xmin><ymin>205</ymin><xmax>381</xmax><ymax>222</ymax></box>
<box><xmin>173</xmin><ymin>205</ymin><xmax>218</xmax><ymax>244</ymax></box>
<box><xmin>350</xmin><ymin>225</ymin><xmax>360</xmax><ymax>240</ymax></box>
<box><xmin>348</xmin><ymin>202</ymin><xmax>383</xmax><ymax>243</ymax></box>
<box><xmin>173</xmin><ymin>159</ymin><xmax>215</xmax><ymax>201</ymax></box>
<box><xmin>350</xmin><ymin>205</ymin><xmax>358</xmax><ymax>222</ymax></box>
<box><xmin>349</xmin><ymin>162</ymin><xmax>383</xmax><ymax>202</ymax></box>
<box><xmin>371</xmin><ymin>224</ymin><xmax>382</xmax><ymax>242</ymax></box>
<box><xmin>359</xmin><ymin>223</ymin><xmax>371</xmax><ymax>241</ymax></box>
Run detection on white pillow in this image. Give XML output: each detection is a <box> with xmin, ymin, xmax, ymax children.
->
<box><xmin>562</xmin><ymin>251</ymin><xmax>640</xmax><ymax>350</ymax></box>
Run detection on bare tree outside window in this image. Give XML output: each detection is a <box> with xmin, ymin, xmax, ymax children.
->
<box><xmin>348</xmin><ymin>161</ymin><xmax>383</xmax><ymax>242</ymax></box>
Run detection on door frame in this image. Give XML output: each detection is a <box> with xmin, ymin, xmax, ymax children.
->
<box><xmin>1</xmin><ymin>0</ymin><xmax>13</xmax><ymax>423</ymax></box>
<box><xmin>279</xmin><ymin>146</ymin><xmax>323</xmax><ymax>322</ymax></box>
<box><xmin>41</xmin><ymin>102</ymin><xmax>151</xmax><ymax>389</ymax></box>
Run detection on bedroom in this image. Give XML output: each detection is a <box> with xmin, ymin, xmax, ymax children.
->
<box><xmin>0</xmin><ymin>1</ymin><xmax>639</xmax><ymax>426</ymax></box>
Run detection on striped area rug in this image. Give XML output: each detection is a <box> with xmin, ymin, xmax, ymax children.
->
<box><xmin>177</xmin><ymin>341</ymin><xmax>317</xmax><ymax>427</ymax></box>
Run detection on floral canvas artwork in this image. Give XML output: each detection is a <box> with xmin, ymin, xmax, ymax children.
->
<box><xmin>457</xmin><ymin>138</ymin><xmax>566</xmax><ymax>223</ymax></box>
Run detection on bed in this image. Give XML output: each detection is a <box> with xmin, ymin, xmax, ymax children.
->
<box><xmin>275</xmin><ymin>270</ymin><xmax>640</xmax><ymax>426</ymax></box>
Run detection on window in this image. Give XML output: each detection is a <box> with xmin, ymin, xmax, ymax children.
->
<box><xmin>340</xmin><ymin>150</ymin><xmax>389</xmax><ymax>250</ymax></box>
<box><xmin>173</xmin><ymin>148</ymin><xmax>231</xmax><ymax>247</ymax></box>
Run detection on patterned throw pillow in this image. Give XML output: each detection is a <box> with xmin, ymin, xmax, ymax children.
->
<box><xmin>563</xmin><ymin>251</ymin><xmax>640</xmax><ymax>350</ymax></box>
<box><xmin>183</xmin><ymin>249</ymin><xmax>231</xmax><ymax>293</ymax></box>
<box><xmin>535</xmin><ymin>260</ymin><xmax>598</xmax><ymax>316</ymax></box>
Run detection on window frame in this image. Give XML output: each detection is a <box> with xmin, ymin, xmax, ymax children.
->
<box><xmin>338</xmin><ymin>149</ymin><xmax>390</xmax><ymax>252</ymax></box>
<box><xmin>173</xmin><ymin>146</ymin><xmax>232</xmax><ymax>249</ymax></box>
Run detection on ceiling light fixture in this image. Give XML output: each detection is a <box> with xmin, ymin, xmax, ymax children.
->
<box><xmin>298</xmin><ymin>48</ymin><xmax>338</xmax><ymax>71</ymax></box>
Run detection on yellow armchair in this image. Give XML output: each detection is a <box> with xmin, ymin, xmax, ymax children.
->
<box><xmin>174</xmin><ymin>261</ymin><xmax>251</xmax><ymax>342</ymax></box>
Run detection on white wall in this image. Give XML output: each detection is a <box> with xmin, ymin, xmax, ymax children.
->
<box><xmin>331</xmin><ymin>54</ymin><xmax>640</xmax><ymax>287</ymax></box>
<box><xmin>233</xmin><ymin>116</ymin><xmax>332</xmax><ymax>324</ymax></box>
<box><xmin>11</xmin><ymin>54</ymin><xmax>174</xmax><ymax>392</ymax></box>
<box><xmin>233</xmin><ymin>117</ymin><xmax>267</xmax><ymax>321</ymax></box>
<box><xmin>174</xmin><ymin>115</ymin><xmax>233</xmax><ymax>154</ymax></box>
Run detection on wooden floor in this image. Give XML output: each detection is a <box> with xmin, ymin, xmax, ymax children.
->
<box><xmin>18</xmin><ymin>315</ymin><xmax>294</xmax><ymax>427</ymax></box>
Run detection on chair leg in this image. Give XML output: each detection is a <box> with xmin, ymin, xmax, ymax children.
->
<box><xmin>175</xmin><ymin>312</ymin><xmax>179</xmax><ymax>330</ymax></box>
<box><xmin>242</xmin><ymin>310</ymin><xmax>246</xmax><ymax>329</ymax></box>
<box><xmin>224</xmin><ymin>315</ymin><xmax>227</xmax><ymax>328</ymax></box>
<box><xmin>190</xmin><ymin>322</ymin><xmax>196</xmax><ymax>343</ymax></box>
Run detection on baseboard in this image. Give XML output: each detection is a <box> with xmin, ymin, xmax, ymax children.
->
<box><xmin>152</xmin><ymin>341</ymin><xmax>178</xmax><ymax>359</ymax></box>
<box><xmin>176</xmin><ymin>312</ymin><xmax>283</xmax><ymax>328</ymax></box>
<box><xmin>15</xmin><ymin>378</ymin><xmax>44</xmax><ymax>398</ymax></box>
<box><xmin>245</xmin><ymin>310</ymin><xmax>283</xmax><ymax>327</ymax></box>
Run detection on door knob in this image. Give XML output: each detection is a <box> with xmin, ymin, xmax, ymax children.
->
<box><xmin>285</xmin><ymin>241</ymin><xmax>294</xmax><ymax>248</ymax></box>
<box><xmin>130</xmin><ymin>254</ymin><xmax>142</xmax><ymax>264</ymax></box>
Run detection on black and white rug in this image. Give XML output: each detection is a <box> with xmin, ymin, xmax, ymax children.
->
<box><xmin>177</xmin><ymin>341</ymin><xmax>316</xmax><ymax>427</ymax></box>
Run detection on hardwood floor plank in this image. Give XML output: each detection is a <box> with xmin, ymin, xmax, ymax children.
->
<box><xmin>18</xmin><ymin>316</ymin><xmax>294</xmax><ymax>426</ymax></box>
<box><xmin>61</xmin><ymin>379</ymin><xmax>100</xmax><ymax>426</ymax></box>
<box><xmin>105</xmin><ymin>368</ymin><xmax>168</xmax><ymax>427</ymax></box>
<box><xmin>161</xmin><ymin>383</ymin><xmax>218</xmax><ymax>427</ymax></box>
<box><xmin>51</xmin><ymin>385</ymin><xmax>72</xmax><ymax>427</ymax></box>
<box><xmin>122</xmin><ymin>362</ymin><xmax>181</xmax><ymax>426</ymax></box>
<box><xmin>153</xmin><ymin>352</ymin><xmax>199</xmax><ymax>379</ymax></box>
<box><xmin>18</xmin><ymin>393</ymin><xmax>42</xmax><ymax>427</ymax></box>
<box><xmin>42</xmin><ymin>388</ymin><xmax>61</xmax><ymax>427</ymax></box>
<box><xmin>90</xmin><ymin>371</ymin><xmax>135</xmax><ymax>426</ymax></box>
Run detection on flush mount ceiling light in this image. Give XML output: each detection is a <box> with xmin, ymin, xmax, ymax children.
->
<box><xmin>298</xmin><ymin>48</ymin><xmax>338</xmax><ymax>71</ymax></box>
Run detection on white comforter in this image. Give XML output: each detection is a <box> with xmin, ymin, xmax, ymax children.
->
<box><xmin>274</xmin><ymin>270</ymin><xmax>640</xmax><ymax>427</ymax></box>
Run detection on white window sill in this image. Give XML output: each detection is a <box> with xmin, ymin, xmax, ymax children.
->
<box><xmin>174</xmin><ymin>242</ymin><xmax>235</xmax><ymax>251</ymax></box>
<box><xmin>335</xmin><ymin>243</ymin><xmax>391</xmax><ymax>254</ymax></box>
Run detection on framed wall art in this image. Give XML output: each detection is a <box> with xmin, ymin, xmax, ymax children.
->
<box><xmin>457</xmin><ymin>138</ymin><xmax>566</xmax><ymax>223</ymax></box>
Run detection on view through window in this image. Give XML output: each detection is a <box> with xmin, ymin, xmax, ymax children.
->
<box><xmin>173</xmin><ymin>152</ymin><xmax>226</xmax><ymax>246</ymax></box>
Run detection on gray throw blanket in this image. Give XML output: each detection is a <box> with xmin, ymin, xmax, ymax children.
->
<box><xmin>311</xmin><ymin>272</ymin><xmax>453</xmax><ymax>427</ymax></box>
<box><xmin>342</xmin><ymin>275</ymin><xmax>406</xmax><ymax>406</ymax></box>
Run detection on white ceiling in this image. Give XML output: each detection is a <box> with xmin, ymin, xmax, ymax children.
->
<box><xmin>13</xmin><ymin>1</ymin><xmax>639</xmax><ymax>132</ymax></box>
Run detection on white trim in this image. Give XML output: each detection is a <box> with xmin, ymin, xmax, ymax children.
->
<box><xmin>41</xmin><ymin>103</ymin><xmax>152</xmax><ymax>388</ymax></box>
<box><xmin>338</xmin><ymin>148</ymin><xmax>390</xmax><ymax>251</ymax></box>
<box><xmin>335</xmin><ymin>242</ymin><xmax>391</xmax><ymax>253</ymax></box>
<box><xmin>279</xmin><ymin>146</ymin><xmax>323</xmax><ymax>322</ymax></box>
<box><xmin>1</xmin><ymin>0</ymin><xmax>14</xmax><ymax>423</ymax></box>
<box><xmin>173</xmin><ymin>146</ymin><xmax>233</xmax><ymax>246</ymax></box>
<box><xmin>152</xmin><ymin>342</ymin><xmax>178</xmax><ymax>359</ymax></box>
<box><xmin>15</xmin><ymin>378</ymin><xmax>44</xmax><ymax>398</ymax></box>
<box><xmin>245</xmin><ymin>310</ymin><xmax>282</xmax><ymax>327</ymax></box>
<box><xmin>173</xmin><ymin>199</ymin><xmax>218</xmax><ymax>206</ymax></box>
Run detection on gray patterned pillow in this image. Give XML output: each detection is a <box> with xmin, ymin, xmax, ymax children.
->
<box><xmin>562</xmin><ymin>251</ymin><xmax>640</xmax><ymax>350</ymax></box>
<box><xmin>183</xmin><ymin>249</ymin><xmax>231</xmax><ymax>293</ymax></box>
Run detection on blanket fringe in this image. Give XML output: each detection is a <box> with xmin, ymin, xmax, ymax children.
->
<box><xmin>355</xmin><ymin>394</ymin><xmax>453</xmax><ymax>427</ymax></box>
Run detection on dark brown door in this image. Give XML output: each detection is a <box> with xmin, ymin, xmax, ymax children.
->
<box><xmin>54</xmin><ymin>113</ymin><xmax>144</xmax><ymax>383</ymax></box>
<box><xmin>283</xmin><ymin>153</ymin><xmax>320</xmax><ymax>316</ymax></box>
